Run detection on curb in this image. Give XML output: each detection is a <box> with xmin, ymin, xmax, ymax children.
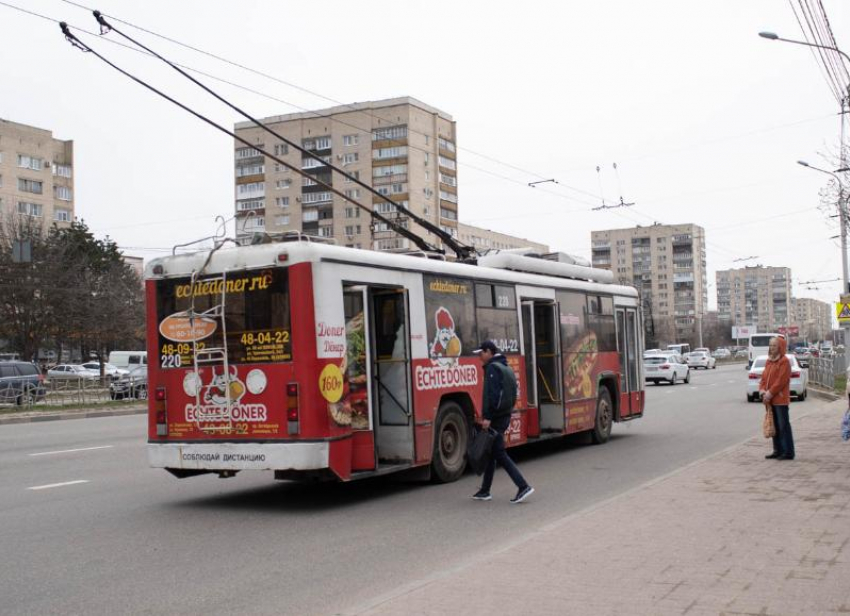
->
<box><xmin>0</xmin><ymin>405</ymin><xmax>147</xmax><ymax>425</ymax></box>
<box><xmin>809</xmin><ymin>384</ymin><xmax>842</xmax><ymax>402</ymax></box>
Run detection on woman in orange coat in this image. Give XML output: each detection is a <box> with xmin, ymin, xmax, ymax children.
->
<box><xmin>759</xmin><ymin>336</ymin><xmax>795</xmax><ymax>460</ymax></box>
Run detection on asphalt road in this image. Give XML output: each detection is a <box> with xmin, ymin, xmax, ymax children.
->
<box><xmin>0</xmin><ymin>363</ymin><xmax>782</xmax><ymax>616</ymax></box>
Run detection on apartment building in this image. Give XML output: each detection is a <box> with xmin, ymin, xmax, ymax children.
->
<box><xmin>233</xmin><ymin>97</ymin><xmax>457</xmax><ymax>252</ymax></box>
<box><xmin>716</xmin><ymin>265</ymin><xmax>793</xmax><ymax>332</ymax></box>
<box><xmin>0</xmin><ymin>119</ymin><xmax>74</xmax><ymax>228</ymax></box>
<box><xmin>591</xmin><ymin>223</ymin><xmax>708</xmax><ymax>343</ymax></box>
<box><xmin>792</xmin><ymin>297</ymin><xmax>832</xmax><ymax>342</ymax></box>
<box><xmin>457</xmin><ymin>222</ymin><xmax>549</xmax><ymax>254</ymax></box>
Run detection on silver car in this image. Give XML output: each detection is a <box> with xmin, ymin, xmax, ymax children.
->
<box><xmin>47</xmin><ymin>364</ymin><xmax>99</xmax><ymax>381</ymax></box>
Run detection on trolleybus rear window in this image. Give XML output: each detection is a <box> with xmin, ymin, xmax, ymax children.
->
<box><xmin>155</xmin><ymin>268</ymin><xmax>291</xmax><ymax>368</ymax></box>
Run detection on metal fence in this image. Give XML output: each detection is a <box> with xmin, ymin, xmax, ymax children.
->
<box><xmin>808</xmin><ymin>352</ymin><xmax>846</xmax><ymax>390</ymax></box>
<box><xmin>1</xmin><ymin>375</ymin><xmax>147</xmax><ymax>409</ymax></box>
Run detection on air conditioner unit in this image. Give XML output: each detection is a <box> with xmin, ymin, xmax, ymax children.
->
<box><xmin>337</xmin><ymin>154</ymin><xmax>343</xmax><ymax>160</ymax></box>
<box><xmin>296</xmin><ymin>197</ymin><xmax>301</xmax><ymax>202</ymax></box>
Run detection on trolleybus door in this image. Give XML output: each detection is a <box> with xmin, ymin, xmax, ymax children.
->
<box><xmin>616</xmin><ymin>307</ymin><xmax>641</xmax><ymax>417</ymax></box>
<box><xmin>520</xmin><ymin>302</ymin><xmax>538</xmax><ymax>410</ymax></box>
<box><xmin>532</xmin><ymin>301</ymin><xmax>564</xmax><ymax>432</ymax></box>
<box><xmin>369</xmin><ymin>288</ymin><xmax>414</xmax><ymax>464</ymax></box>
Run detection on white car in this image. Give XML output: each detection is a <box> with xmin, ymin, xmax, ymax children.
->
<box><xmin>644</xmin><ymin>353</ymin><xmax>690</xmax><ymax>385</ymax></box>
<box><xmin>711</xmin><ymin>348</ymin><xmax>731</xmax><ymax>359</ymax></box>
<box><xmin>686</xmin><ymin>351</ymin><xmax>716</xmax><ymax>370</ymax></box>
<box><xmin>46</xmin><ymin>364</ymin><xmax>99</xmax><ymax>381</ymax></box>
<box><xmin>746</xmin><ymin>354</ymin><xmax>808</xmax><ymax>402</ymax></box>
<box><xmin>80</xmin><ymin>362</ymin><xmax>125</xmax><ymax>379</ymax></box>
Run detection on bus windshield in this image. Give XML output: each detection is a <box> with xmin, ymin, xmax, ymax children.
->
<box><xmin>155</xmin><ymin>268</ymin><xmax>291</xmax><ymax>367</ymax></box>
<box><xmin>750</xmin><ymin>335</ymin><xmax>773</xmax><ymax>348</ymax></box>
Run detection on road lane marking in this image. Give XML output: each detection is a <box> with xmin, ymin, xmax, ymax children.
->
<box><xmin>27</xmin><ymin>480</ymin><xmax>90</xmax><ymax>491</ymax></box>
<box><xmin>29</xmin><ymin>445</ymin><xmax>114</xmax><ymax>457</ymax></box>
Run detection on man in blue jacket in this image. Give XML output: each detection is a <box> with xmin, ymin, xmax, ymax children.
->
<box><xmin>472</xmin><ymin>340</ymin><xmax>534</xmax><ymax>503</ymax></box>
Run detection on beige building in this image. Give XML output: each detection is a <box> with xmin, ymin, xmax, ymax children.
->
<box><xmin>457</xmin><ymin>222</ymin><xmax>549</xmax><ymax>254</ymax></box>
<box><xmin>233</xmin><ymin>97</ymin><xmax>458</xmax><ymax>252</ymax></box>
<box><xmin>793</xmin><ymin>297</ymin><xmax>832</xmax><ymax>342</ymax></box>
<box><xmin>716</xmin><ymin>265</ymin><xmax>792</xmax><ymax>332</ymax></box>
<box><xmin>0</xmin><ymin>119</ymin><xmax>74</xmax><ymax>228</ymax></box>
<box><xmin>591</xmin><ymin>223</ymin><xmax>708</xmax><ymax>344</ymax></box>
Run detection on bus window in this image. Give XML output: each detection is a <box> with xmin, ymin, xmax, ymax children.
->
<box><xmin>476</xmin><ymin>283</ymin><xmax>519</xmax><ymax>354</ymax></box>
<box><xmin>423</xmin><ymin>275</ymin><xmax>476</xmax><ymax>362</ymax></box>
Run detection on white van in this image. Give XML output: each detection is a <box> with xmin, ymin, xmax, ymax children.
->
<box><xmin>108</xmin><ymin>351</ymin><xmax>148</xmax><ymax>376</ymax></box>
<box><xmin>748</xmin><ymin>333</ymin><xmax>779</xmax><ymax>368</ymax></box>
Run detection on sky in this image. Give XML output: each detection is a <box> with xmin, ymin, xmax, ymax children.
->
<box><xmin>1</xmin><ymin>0</ymin><xmax>848</xmax><ymax>314</ymax></box>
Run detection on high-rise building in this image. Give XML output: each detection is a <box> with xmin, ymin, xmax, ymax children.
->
<box><xmin>716</xmin><ymin>265</ymin><xmax>792</xmax><ymax>332</ymax></box>
<box><xmin>591</xmin><ymin>223</ymin><xmax>708</xmax><ymax>344</ymax></box>
<box><xmin>792</xmin><ymin>297</ymin><xmax>832</xmax><ymax>342</ymax></box>
<box><xmin>0</xmin><ymin>119</ymin><xmax>74</xmax><ymax>228</ymax></box>
<box><xmin>233</xmin><ymin>97</ymin><xmax>457</xmax><ymax>251</ymax></box>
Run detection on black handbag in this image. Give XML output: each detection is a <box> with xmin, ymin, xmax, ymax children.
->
<box><xmin>467</xmin><ymin>427</ymin><xmax>496</xmax><ymax>476</ymax></box>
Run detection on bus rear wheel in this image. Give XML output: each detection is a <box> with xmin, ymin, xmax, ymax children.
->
<box><xmin>431</xmin><ymin>401</ymin><xmax>468</xmax><ymax>483</ymax></box>
<box><xmin>590</xmin><ymin>388</ymin><xmax>613</xmax><ymax>445</ymax></box>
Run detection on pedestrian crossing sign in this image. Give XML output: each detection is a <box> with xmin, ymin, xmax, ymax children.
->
<box><xmin>837</xmin><ymin>302</ymin><xmax>850</xmax><ymax>322</ymax></box>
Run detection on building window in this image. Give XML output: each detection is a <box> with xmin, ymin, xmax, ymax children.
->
<box><xmin>372</xmin><ymin>125</ymin><xmax>407</xmax><ymax>141</ymax></box>
<box><xmin>54</xmin><ymin>209</ymin><xmax>72</xmax><ymax>222</ymax></box>
<box><xmin>343</xmin><ymin>170</ymin><xmax>360</xmax><ymax>183</ymax></box>
<box><xmin>17</xmin><ymin>178</ymin><xmax>43</xmax><ymax>194</ymax></box>
<box><xmin>275</xmin><ymin>197</ymin><xmax>290</xmax><ymax>207</ymax></box>
<box><xmin>440</xmin><ymin>207</ymin><xmax>458</xmax><ymax>221</ymax></box>
<box><xmin>273</xmin><ymin>144</ymin><xmax>288</xmax><ymax>156</ymax></box>
<box><xmin>275</xmin><ymin>179</ymin><xmax>291</xmax><ymax>189</ymax></box>
<box><xmin>343</xmin><ymin>153</ymin><xmax>359</xmax><ymax>165</ymax></box>
<box><xmin>236</xmin><ymin>163</ymin><xmax>264</xmax><ymax>177</ymax></box>
<box><xmin>303</xmin><ymin>209</ymin><xmax>319</xmax><ymax>222</ymax></box>
<box><xmin>438</xmin><ymin>137</ymin><xmax>456</xmax><ymax>152</ymax></box>
<box><xmin>236</xmin><ymin>199</ymin><xmax>264</xmax><ymax>212</ymax></box>
<box><xmin>235</xmin><ymin>146</ymin><xmax>262</xmax><ymax>160</ymax></box>
<box><xmin>302</xmin><ymin>191</ymin><xmax>333</xmax><ymax>204</ymax></box>
<box><xmin>54</xmin><ymin>186</ymin><xmax>72</xmax><ymax>201</ymax></box>
<box><xmin>375</xmin><ymin>183</ymin><xmax>405</xmax><ymax>196</ymax></box>
<box><xmin>438</xmin><ymin>155</ymin><xmax>456</xmax><ymax>170</ymax></box>
<box><xmin>317</xmin><ymin>226</ymin><xmax>333</xmax><ymax>238</ymax></box>
<box><xmin>344</xmin><ymin>225</ymin><xmax>361</xmax><ymax>236</ymax></box>
<box><xmin>302</xmin><ymin>177</ymin><xmax>317</xmax><ymax>187</ymax></box>
<box><xmin>343</xmin><ymin>134</ymin><xmax>359</xmax><ymax>146</ymax></box>
<box><xmin>17</xmin><ymin>155</ymin><xmax>42</xmax><ymax>171</ymax></box>
<box><xmin>345</xmin><ymin>206</ymin><xmax>360</xmax><ymax>218</ymax></box>
<box><xmin>315</xmin><ymin>137</ymin><xmax>332</xmax><ymax>150</ymax></box>
<box><xmin>302</xmin><ymin>156</ymin><xmax>329</xmax><ymax>169</ymax></box>
<box><xmin>344</xmin><ymin>189</ymin><xmax>360</xmax><ymax>199</ymax></box>
<box><xmin>373</xmin><ymin>146</ymin><xmax>407</xmax><ymax>160</ymax></box>
<box><xmin>373</xmin><ymin>164</ymin><xmax>407</xmax><ymax>178</ymax></box>
<box><xmin>439</xmin><ymin>190</ymin><xmax>458</xmax><ymax>204</ymax></box>
<box><xmin>275</xmin><ymin>215</ymin><xmax>290</xmax><ymax>226</ymax></box>
<box><xmin>439</xmin><ymin>172</ymin><xmax>457</xmax><ymax>187</ymax></box>
<box><xmin>53</xmin><ymin>164</ymin><xmax>72</xmax><ymax>178</ymax></box>
<box><xmin>17</xmin><ymin>201</ymin><xmax>43</xmax><ymax>217</ymax></box>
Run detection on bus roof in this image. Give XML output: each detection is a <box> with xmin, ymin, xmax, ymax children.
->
<box><xmin>146</xmin><ymin>241</ymin><xmax>639</xmax><ymax>298</ymax></box>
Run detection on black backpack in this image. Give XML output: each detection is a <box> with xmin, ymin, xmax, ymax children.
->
<box><xmin>492</xmin><ymin>362</ymin><xmax>518</xmax><ymax>413</ymax></box>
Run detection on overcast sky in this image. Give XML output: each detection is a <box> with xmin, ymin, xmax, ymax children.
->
<box><xmin>1</xmin><ymin>0</ymin><xmax>848</xmax><ymax>313</ymax></box>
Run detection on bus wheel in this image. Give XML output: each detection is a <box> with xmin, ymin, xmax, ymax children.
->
<box><xmin>590</xmin><ymin>388</ymin><xmax>613</xmax><ymax>445</ymax></box>
<box><xmin>431</xmin><ymin>402</ymin><xmax>468</xmax><ymax>483</ymax></box>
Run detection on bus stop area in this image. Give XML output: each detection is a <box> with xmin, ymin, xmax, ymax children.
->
<box><xmin>352</xmin><ymin>395</ymin><xmax>850</xmax><ymax>616</ymax></box>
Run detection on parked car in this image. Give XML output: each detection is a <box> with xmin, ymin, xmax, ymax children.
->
<box><xmin>735</xmin><ymin>349</ymin><xmax>748</xmax><ymax>359</ymax></box>
<box><xmin>80</xmin><ymin>362</ymin><xmax>125</xmax><ymax>379</ymax></box>
<box><xmin>694</xmin><ymin>347</ymin><xmax>710</xmax><ymax>354</ymax></box>
<box><xmin>109</xmin><ymin>376</ymin><xmax>147</xmax><ymax>400</ymax></box>
<box><xmin>0</xmin><ymin>360</ymin><xmax>46</xmax><ymax>405</ymax></box>
<box><xmin>712</xmin><ymin>348</ymin><xmax>731</xmax><ymax>359</ymax></box>
<box><xmin>793</xmin><ymin>348</ymin><xmax>811</xmax><ymax>368</ymax></box>
<box><xmin>686</xmin><ymin>351</ymin><xmax>716</xmax><ymax>370</ymax></box>
<box><xmin>47</xmin><ymin>364</ymin><xmax>99</xmax><ymax>381</ymax></box>
<box><xmin>644</xmin><ymin>353</ymin><xmax>690</xmax><ymax>385</ymax></box>
<box><xmin>746</xmin><ymin>354</ymin><xmax>808</xmax><ymax>402</ymax></box>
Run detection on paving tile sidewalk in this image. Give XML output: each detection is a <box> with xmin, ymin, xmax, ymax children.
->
<box><xmin>351</xmin><ymin>398</ymin><xmax>850</xmax><ymax>616</ymax></box>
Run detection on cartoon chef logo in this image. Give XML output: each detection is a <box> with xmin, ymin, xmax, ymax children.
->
<box><xmin>429</xmin><ymin>307</ymin><xmax>462</xmax><ymax>366</ymax></box>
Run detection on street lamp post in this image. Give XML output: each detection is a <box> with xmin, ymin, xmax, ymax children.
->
<box><xmin>797</xmin><ymin>161</ymin><xmax>850</xmax><ymax>294</ymax></box>
<box><xmin>761</xmin><ymin>31</ymin><xmax>850</xmax><ymax>294</ymax></box>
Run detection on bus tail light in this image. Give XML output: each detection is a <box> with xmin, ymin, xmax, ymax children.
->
<box><xmin>286</xmin><ymin>383</ymin><xmax>299</xmax><ymax>435</ymax></box>
<box><xmin>155</xmin><ymin>386</ymin><xmax>168</xmax><ymax>437</ymax></box>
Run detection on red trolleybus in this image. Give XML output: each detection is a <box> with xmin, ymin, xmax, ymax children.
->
<box><xmin>146</xmin><ymin>239</ymin><xmax>644</xmax><ymax>482</ymax></box>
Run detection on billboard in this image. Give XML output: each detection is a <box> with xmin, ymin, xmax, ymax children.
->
<box><xmin>732</xmin><ymin>326</ymin><xmax>753</xmax><ymax>339</ymax></box>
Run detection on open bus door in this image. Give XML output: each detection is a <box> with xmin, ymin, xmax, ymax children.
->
<box><xmin>522</xmin><ymin>300</ymin><xmax>564</xmax><ymax>433</ymax></box>
<box><xmin>369</xmin><ymin>288</ymin><xmax>415</xmax><ymax>465</ymax></box>
<box><xmin>616</xmin><ymin>306</ymin><xmax>642</xmax><ymax>418</ymax></box>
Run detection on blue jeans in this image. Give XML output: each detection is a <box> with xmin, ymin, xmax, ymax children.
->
<box><xmin>480</xmin><ymin>415</ymin><xmax>528</xmax><ymax>492</ymax></box>
<box><xmin>771</xmin><ymin>405</ymin><xmax>795</xmax><ymax>458</ymax></box>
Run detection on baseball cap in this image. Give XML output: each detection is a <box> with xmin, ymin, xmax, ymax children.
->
<box><xmin>473</xmin><ymin>340</ymin><xmax>500</xmax><ymax>355</ymax></box>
